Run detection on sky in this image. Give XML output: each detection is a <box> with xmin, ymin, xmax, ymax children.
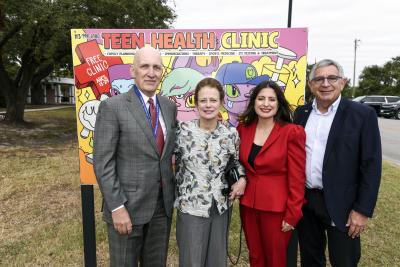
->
<box><xmin>168</xmin><ymin>0</ymin><xmax>400</xmax><ymax>86</ymax></box>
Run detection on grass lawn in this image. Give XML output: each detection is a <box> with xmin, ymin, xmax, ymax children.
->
<box><xmin>0</xmin><ymin>107</ymin><xmax>399</xmax><ymax>266</ymax></box>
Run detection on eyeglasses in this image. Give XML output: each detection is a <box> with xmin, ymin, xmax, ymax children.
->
<box><xmin>311</xmin><ymin>75</ymin><xmax>342</xmax><ymax>85</ymax></box>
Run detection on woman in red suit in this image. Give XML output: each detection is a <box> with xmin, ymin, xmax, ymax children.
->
<box><xmin>237</xmin><ymin>81</ymin><xmax>306</xmax><ymax>267</ymax></box>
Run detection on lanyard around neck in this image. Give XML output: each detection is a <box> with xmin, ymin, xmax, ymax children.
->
<box><xmin>133</xmin><ymin>85</ymin><xmax>160</xmax><ymax>138</ymax></box>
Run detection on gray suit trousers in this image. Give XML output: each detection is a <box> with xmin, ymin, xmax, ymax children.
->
<box><xmin>107</xmin><ymin>191</ymin><xmax>172</xmax><ymax>267</ymax></box>
<box><xmin>176</xmin><ymin>202</ymin><xmax>229</xmax><ymax>267</ymax></box>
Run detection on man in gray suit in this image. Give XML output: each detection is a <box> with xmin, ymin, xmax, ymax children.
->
<box><xmin>93</xmin><ymin>46</ymin><xmax>177</xmax><ymax>267</ymax></box>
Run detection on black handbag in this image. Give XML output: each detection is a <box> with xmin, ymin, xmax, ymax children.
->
<box><xmin>222</xmin><ymin>155</ymin><xmax>240</xmax><ymax>196</ymax></box>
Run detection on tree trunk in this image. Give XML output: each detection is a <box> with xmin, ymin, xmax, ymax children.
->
<box><xmin>2</xmin><ymin>58</ymin><xmax>35</xmax><ymax>124</ymax></box>
<box><xmin>31</xmin><ymin>82</ymin><xmax>44</xmax><ymax>104</ymax></box>
<box><xmin>4</xmin><ymin>84</ymin><xmax>29</xmax><ymax>123</ymax></box>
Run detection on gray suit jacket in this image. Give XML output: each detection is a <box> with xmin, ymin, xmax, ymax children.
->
<box><xmin>93</xmin><ymin>89</ymin><xmax>177</xmax><ymax>225</ymax></box>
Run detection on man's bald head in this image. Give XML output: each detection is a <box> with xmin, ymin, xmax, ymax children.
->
<box><xmin>131</xmin><ymin>46</ymin><xmax>163</xmax><ymax>97</ymax></box>
<box><xmin>133</xmin><ymin>46</ymin><xmax>162</xmax><ymax>67</ymax></box>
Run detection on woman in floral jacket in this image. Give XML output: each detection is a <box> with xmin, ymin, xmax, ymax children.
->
<box><xmin>174</xmin><ymin>77</ymin><xmax>246</xmax><ymax>267</ymax></box>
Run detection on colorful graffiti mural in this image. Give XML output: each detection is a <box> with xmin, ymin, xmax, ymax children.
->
<box><xmin>71</xmin><ymin>28</ymin><xmax>308</xmax><ymax>184</ymax></box>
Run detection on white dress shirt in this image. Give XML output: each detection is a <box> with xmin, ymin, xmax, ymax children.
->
<box><xmin>305</xmin><ymin>95</ymin><xmax>341</xmax><ymax>189</ymax></box>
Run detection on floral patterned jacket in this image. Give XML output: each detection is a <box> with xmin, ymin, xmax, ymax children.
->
<box><xmin>174</xmin><ymin>120</ymin><xmax>245</xmax><ymax>217</ymax></box>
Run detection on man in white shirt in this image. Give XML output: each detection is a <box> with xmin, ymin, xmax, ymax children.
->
<box><xmin>294</xmin><ymin>59</ymin><xmax>381</xmax><ymax>267</ymax></box>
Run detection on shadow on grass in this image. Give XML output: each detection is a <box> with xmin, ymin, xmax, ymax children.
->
<box><xmin>0</xmin><ymin>107</ymin><xmax>77</xmax><ymax>148</ymax></box>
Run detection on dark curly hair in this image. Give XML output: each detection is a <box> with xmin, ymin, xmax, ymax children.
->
<box><xmin>238</xmin><ymin>81</ymin><xmax>293</xmax><ymax>126</ymax></box>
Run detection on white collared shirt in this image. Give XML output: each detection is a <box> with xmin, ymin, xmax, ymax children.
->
<box><xmin>137</xmin><ymin>89</ymin><xmax>167</xmax><ymax>139</ymax></box>
<box><xmin>305</xmin><ymin>95</ymin><xmax>341</xmax><ymax>189</ymax></box>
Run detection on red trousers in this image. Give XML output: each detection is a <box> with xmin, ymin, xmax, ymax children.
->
<box><xmin>240</xmin><ymin>205</ymin><xmax>292</xmax><ymax>267</ymax></box>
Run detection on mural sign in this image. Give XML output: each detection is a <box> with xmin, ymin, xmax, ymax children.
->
<box><xmin>71</xmin><ymin>28</ymin><xmax>308</xmax><ymax>184</ymax></box>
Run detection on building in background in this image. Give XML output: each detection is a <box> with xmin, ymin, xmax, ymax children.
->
<box><xmin>28</xmin><ymin>77</ymin><xmax>75</xmax><ymax>105</ymax></box>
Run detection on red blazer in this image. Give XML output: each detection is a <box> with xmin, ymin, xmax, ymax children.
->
<box><xmin>237</xmin><ymin>121</ymin><xmax>306</xmax><ymax>226</ymax></box>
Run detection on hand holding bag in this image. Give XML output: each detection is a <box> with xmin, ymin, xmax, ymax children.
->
<box><xmin>222</xmin><ymin>155</ymin><xmax>240</xmax><ymax>196</ymax></box>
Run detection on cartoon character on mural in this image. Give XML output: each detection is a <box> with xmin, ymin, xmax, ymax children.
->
<box><xmin>79</xmin><ymin>99</ymin><xmax>99</xmax><ymax>140</ymax></box>
<box><xmin>252</xmin><ymin>50</ymin><xmax>307</xmax><ymax>111</ymax></box>
<box><xmin>161</xmin><ymin>67</ymin><xmax>204</xmax><ymax>121</ymax></box>
<box><xmin>108</xmin><ymin>64</ymin><xmax>135</xmax><ymax>96</ymax></box>
<box><xmin>172</xmin><ymin>56</ymin><xmax>219</xmax><ymax>76</ymax></box>
<box><xmin>76</xmin><ymin>62</ymin><xmax>134</xmax><ymax>164</ymax></box>
<box><xmin>71</xmin><ymin>28</ymin><xmax>308</xmax><ymax>185</ymax></box>
<box><xmin>78</xmin><ymin>94</ymin><xmax>109</xmax><ymax>164</ymax></box>
<box><xmin>74</xmin><ymin>41</ymin><xmax>128</xmax><ymax>167</ymax></box>
<box><xmin>260</xmin><ymin>47</ymin><xmax>297</xmax><ymax>89</ymax></box>
<box><xmin>215</xmin><ymin>62</ymin><xmax>269</xmax><ymax>126</ymax></box>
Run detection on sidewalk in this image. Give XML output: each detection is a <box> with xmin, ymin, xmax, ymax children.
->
<box><xmin>0</xmin><ymin>105</ymin><xmax>75</xmax><ymax>114</ymax></box>
<box><xmin>0</xmin><ymin>105</ymin><xmax>74</xmax><ymax>118</ymax></box>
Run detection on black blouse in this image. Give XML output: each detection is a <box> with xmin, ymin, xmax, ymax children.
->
<box><xmin>248</xmin><ymin>143</ymin><xmax>262</xmax><ymax>168</ymax></box>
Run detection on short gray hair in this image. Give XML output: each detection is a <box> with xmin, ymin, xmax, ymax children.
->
<box><xmin>309</xmin><ymin>59</ymin><xmax>345</xmax><ymax>80</ymax></box>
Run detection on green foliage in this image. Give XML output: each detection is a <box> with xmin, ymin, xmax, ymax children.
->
<box><xmin>358</xmin><ymin>57</ymin><xmax>400</xmax><ymax>96</ymax></box>
<box><xmin>340</xmin><ymin>82</ymin><xmax>353</xmax><ymax>98</ymax></box>
<box><xmin>304</xmin><ymin>63</ymin><xmax>313</xmax><ymax>103</ymax></box>
<box><xmin>0</xmin><ymin>0</ymin><xmax>175</xmax><ymax>77</ymax></box>
<box><xmin>0</xmin><ymin>0</ymin><xmax>175</xmax><ymax>122</ymax></box>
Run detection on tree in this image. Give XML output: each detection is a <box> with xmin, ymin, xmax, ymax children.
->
<box><xmin>358</xmin><ymin>65</ymin><xmax>386</xmax><ymax>96</ymax></box>
<box><xmin>381</xmin><ymin>57</ymin><xmax>400</xmax><ymax>95</ymax></box>
<box><xmin>358</xmin><ymin>57</ymin><xmax>400</xmax><ymax>97</ymax></box>
<box><xmin>304</xmin><ymin>63</ymin><xmax>313</xmax><ymax>103</ymax></box>
<box><xmin>0</xmin><ymin>0</ymin><xmax>175</xmax><ymax>124</ymax></box>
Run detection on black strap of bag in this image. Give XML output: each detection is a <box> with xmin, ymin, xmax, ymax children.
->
<box><xmin>223</xmin><ymin>155</ymin><xmax>243</xmax><ymax>265</ymax></box>
<box><xmin>226</xmin><ymin>202</ymin><xmax>243</xmax><ymax>265</ymax></box>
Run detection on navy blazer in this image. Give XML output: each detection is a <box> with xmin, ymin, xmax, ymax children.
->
<box><xmin>294</xmin><ymin>98</ymin><xmax>382</xmax><ymax>232</ymax></box>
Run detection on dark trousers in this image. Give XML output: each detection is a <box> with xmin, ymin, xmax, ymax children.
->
<box><xmin>107</xmin><ymin>190</ymin><xmax>171</xmax><ymax>267</ymax></box>
<box><xmin>297</xmin><ymin>189</ymin><xmax>361</xmax><ymax>267</ymax></box>
<box><xmin>286</xmin><ymin>229</ymin><xmax>298</xmax><ymax>267</ymax></box>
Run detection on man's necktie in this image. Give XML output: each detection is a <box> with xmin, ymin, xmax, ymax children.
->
<box><xmin>148</xmin><ymin>98</ymin><xmax>164</xmax><ymax>155</ymax></box>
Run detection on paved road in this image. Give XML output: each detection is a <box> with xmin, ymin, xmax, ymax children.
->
<box><xmin>378</xmin><ymin>117</ymin><xmax>400</xmax><ymax>165</ymax></box>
